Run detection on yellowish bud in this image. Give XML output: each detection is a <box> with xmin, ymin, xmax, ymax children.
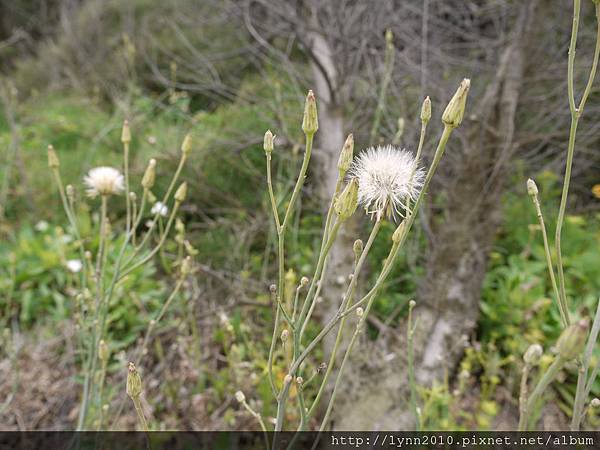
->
<box><xmin>421</xmin><ymin>96</ymin><xmax>432</xmax><ymax>124</ymax></box>
<box><xmin>142</xmin><ymin>159</ymin><xmax>156</xmax><ymax>190</ymax></box>
<box><xmin>263</xmin><ymin>130</ymin><xmax>274</xmax><ymax>154</ymax></box>
<box><xmin>356</xmin><ymin>307</ymin><xmax>364</xmax><ymax>317</ymax></box>
<box><xmin>556</xmin><ymin>319</ymin><xmax>589</xmax><ymax>360</ymax></box>
<box><xmin>353</xmin><ymin>239</ymin><xmax>363</xmax><ymax>260</ymax></box>
<box><xmin>334</xmin><ymin>178</ymin><xmax>359</xmax><ymax>221</ymax></box>
<box><xmin>174</xmin><ymin>182</ymin><xmax>188</xmax><ymax>203</ymax></box>
<box><xmin>302</xmin><ymin>90</ymin><xmax>318</xmax><ymax>135</ymax></box>
<box><xmin>284</xmin><ymin>374</ymin><xmax>293</xmax><ymax>384</ymax></box>
<box><xmin>280</xmin><ymin>329</ymin><xmax>289</xmax><ymax>342</ymax></box>
<box><xmin>99</xmin><ymin>340</ymin><xmax>110</xmax><ymax>362</ymax></box>
<box><xmin>181</xmin><ymin>133</ymin><xmax>193</xmax><ymax>156</ymax></box>
<box><xmin>442</xmin><ymin>78</ymin><xmax>470</xmax><ymax>128</ymax></box>
<box><xmin>48</xmin><ymin>145</ymin><xmax>60</xmax><ymax>169</ymax></box>
<box><xmin>337</xmin><ymin>134</ymin><xmax>354</xmax><ymax>176</ymax></box>
<box><xmin>300</xmin><ymin>276</ymin><xmax>309</xmax><ymax>287</ymax></box>
<box><xmin>527</xmin><ymin>178</ymin><xmax>538</xmax><ymax>197</ymax></box>
<box><xmin>523</xmin><ymin>344</ymin><xmax>543</xmax><ymax>366</ymax></box>
<box><xmin>392</xmin><ymin>220</ymin><xmax>407</xmax><ymax>244</ymax></box>
<box><xmin>121</xmin><ymin>120</ymin><xmax>131</xmax><ymax>144</ymax></box>
<box><xmin>126</xmin><ymin>362</ymin><xmax>143</xmax><ymax>398</ymax></box>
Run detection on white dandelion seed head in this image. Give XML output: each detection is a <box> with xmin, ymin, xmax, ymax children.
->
<box><xmin>83</xmin><ymin>166</ymin><xmax>124</xmax><ymax>198</ymax></box>
<box><xmin>151</xmin><ymin>201</ymin><xmax>169</xmax><ymax>217</ymax></box>
<box><xmin>349</xmin><ymin>145</ymin><xmax>424</xmax><ymax>220</ymax></box>
<box><xmin>66</xmin><ymin>259</ymin><xmax>83</xmax><ymax>273</ymax></box>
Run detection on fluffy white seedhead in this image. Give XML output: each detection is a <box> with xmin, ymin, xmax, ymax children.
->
<box><xmin>83</xmin><ymin>167</ymin><xmax>124</xmax><ymax>198</ymax></box>
<box><xmin>151</xmin><ymin>201</ymin><xmax>169</xmax><ymax>217</ymax></box>
<box><xmin>349</xmin><ymin>145</ymin><xmax>424</xmax><ymax>220</ymax></box>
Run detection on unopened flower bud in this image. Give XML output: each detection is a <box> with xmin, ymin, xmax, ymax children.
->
<box><xmin>337</xmin><ymin>134</ymin><xmax>354</xmax><ymax>176</ymax></box>
<box><xmin>284</xmin><ymin>374</ymin><xmax>293</xmax><ymax>384</ymax></box>
<box><xmin>296</xmin><ymin>376</ymin><xmax>303</xmax><ymax>385</ymax></box>
<box><xmin>556</xmin><ymin>319</ymin><xmax>589</xmax><ymax>360</ymax></box>
<box><xmin>99</xmin><ymin>340</ymin><xmax>110</xmax><ymax>362</ymax></box>
<box><xmin>591</xmin><ymin>398</ymin><xmax>600</xmax><ymax>408</ymax></box>
<box><xmin>126</xmin><ymin>362</ymin><xmax>143</xmax><ymax>398</ymax></box>
<box><xmin>442</xmin><ymin>78</ymin><xmax>470</xmax><ymax>128</ymax></box>
<box><xmin>269</xmin><ymin>284</ymin><xmax>277</xmax><ymax>294</ymax></box>
<box><xmin>392</xmin><ymin>220</ymin><xmax>407</xmax><ymax>244</ymax></box>
<box><xmin>142</xmin><ymin>159</ymin><xmax>156</xmax><ymax>190</ymax></box>
<box><xmin>300</xmin><ymin>277</ymin><xmax>309</xmax><ymax>287</ymax></box>
<box><xmin>129</xmin><ymin>192</ymin><xmax>136</xmax><ymax>202</ymax></box>
<box><xmin>181</xmin><ymin>256</ymin><xmax>192</xmax><ymax>276</ymax></box>
<box><xmin>302</xmin><ymin>90</ymin><xmax>318</xmax><ymax>135</ymax></box>
<box><xmin>353</xmin><ymin>239</ymin><xmax>363</xmax><ymax>260</ymax></box>
<box><xmin>409</xmin><ymin>299</ymin><xmax>416</xmax><ymax>309</ymax></box>
<box><xmin>280</xmin><ymin>329</ymin><xmax>289</xmax><ymax>342</ymax></box>
<box><xmin>523</xmin><ymin>343</ymin><xmax>543</xmax><ymax>366</ymax></box>
<box><xmin>334</xmin><ymin>178</ymin><xmax>359</xmax><ymax>221</ymax></box>
<box><xmin>356</xmin><ymin>307</ymin><xmax>364</xmax><ymax>317</ymax></box>
<box><xmin>235</xmin><ymin>391</ymin><xmax>245</xmax><ymax>403</ymax></box>
<box><xmin>181</xmin><ymin>133</ymin><xmax>193</xmax><ymax>156</ymax></box>
<box><xmin>421</xmin><ymin>96</ymin><xmax>432</xmax><ymax>124</ymax></box>
<box><xmin>263</xmin><ymin>130</ymin><xmax>274</xmax><ymax>154</ymax></box>
<box><xmin>527</xmin><ymin>178</ymin><xmax>538</xmax><ymax>197</ymax></box>
<box><xmin>48</xmin><ymin>145</ymin><xmax>59</xmax><ymax>169</ymax></box>
<box><xmin>174</xmin><ymin>182</ymin><xmax>187</xmax><ymax>203</ymax></box>
<box><xmin>121</xmin><ymin>120</ymin><xmax>131</xmax><ymax>144</ymax></box>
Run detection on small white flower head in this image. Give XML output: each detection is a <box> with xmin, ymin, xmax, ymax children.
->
<box><xmin>151</xmin><ymin>201</ymin><xmax>169</xmax><ymax>217</ymax></box>
<box><xmin>349</xmin><ymin>145</ymin><xmax>424</xmax><ymax>220</ymax></box>
<box><xmin>83</xmin><ymin>167</ymin><xmax>124</xmax><ymax>198</ymax></box>
<box><xmin>66</xmin><ymin>259</ymin><xmax>83</xmax><ymax>273</ymax></box>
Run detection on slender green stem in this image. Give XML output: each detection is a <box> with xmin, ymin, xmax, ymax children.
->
<box><xmin>266</xmin><ymin>153</ymin><xmax>281</xmax><ymax>230</ymax></box>
<box><xmin>240</xmin><ymin>400</ymin><xmax>270</xmax><ymax>448</ymax></box>
<box><xmin>407</xmin><ymin>301</ymin><xmax>420</xmax><ymax>430</ymax></box>
<box><xmin>124</xmin><ymin>142</ymin><xmax>131</xmax><ymax>233</ymax></box>
<box><xmin>131</xmin><ymin>396</ymin><xmax>149</xmax><ymax>431</ymax></box>
<box><xmin>521</xmin><ymin>357</ymin><xmax>565</xmax><ymax>430</ymax></box>
<box><xmin>518</xmin><ymin>364</ymin><xmax>531</xmax><ymax>431</ymax></box>
<box><xmin>531</xmin><ymin>194</ymin><xmax>567</xmax><ymax>328</ymax></box>
<box><xmin>307</xmin><ymin>219</ymin><xmax>382</xmax><ymax>417</ymax></box>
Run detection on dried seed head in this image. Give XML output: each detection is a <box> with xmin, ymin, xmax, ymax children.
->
<box><xmin>442</xmin><ymin>78</ymin><xmax>470</xmax><ymax>128</ymax></box>
<box><xmin>337</xmin><ymin>134</ymin><xmax>354</xmax><ymax>176</ymax></box>
<box><xmin>126</xmin><ymin>362</ymin><xmax>143</xmax><ymax>398</ymax></box>
<box><xmin>556</xmin><ymin>319</ymin><xmax>589</xmax><ymax>360</ymax></box>
<box><xmin>523</xmin><ymin>343</ymin><xmax>543</xmax><ymax>366</ymax></box>
<box><xmin>409</xmin><ymin>299</ymin><xmax>416</xmax><ymax>309</ymax></box>
<box><xmin>350</xmin><ymin>146</ymin><xmax>423</xmax><ymax>221</ymax></box>
<box><xmin>121</xmin><ymin>120</ymin><xmax>131</xmax><ymax>144</ymax></box>
<box><xmin>269</xmin><ymin>284</ymin><xmax>277</xmax><ymax>294</ymax></box>
<box><xmin>296</xmin><ymin>376</ymin><xmax>303</xmax><ymax>385</ymax></box>
<box><xmin>527</xmin><ymin>178</ymin><xmax>538</xmax><ymax>197</ymax></box>
<box><xmin>300</xmin><ymin>276</ymin><xmax>309</xmax><ymax>287</ymax></box>
<box><xmin>48</xmin><ymin>145</ymin><xmax>60</xmax><ymax>169</ymax></box>
<box><xmin>84</xmin><ymin>167</ymin><xmax>124</xmax><ymax>197</ymax></box>
<box><xmin>302</xmin><ymin>90</ymin><xmax>318</xmax><ymax>135</ymax></box>
<box><xmin>263</xmin><ymin>130</ymin><xmax>274</xmax><ymax>154</ymax></box>
<box><xmin>181</xmin><ymin>133</ymin><xmax>193</xmax><ymax>156</ymax></box>
<box><xmin>421</xmin><ymin>96</ymin><xmax>432</xmax><ymax>124</ymax></box>
<box><xmin>142</xmin><ymin>159</ymin><xmax>156</xmax><ymax>190</ymax></box>
<box><xmin>151</xmin><ymin>201</ymin><xmax>168</xmax><ymax>217</ymax></box>
<box><xmin>334</xmin><ymin>178</ymin><xmax>359</xmax><ymax>221</ymax></box>
<box><xmin>235</xmin><ymin>391</ymin><xmax>245</xmax><ymax>403</ymax></box>
<box><xmin>174</xmin><ymin>182</ymin><xmax>188</xmax><ymax>203</ymax></box>
<box><xmin>99</xmin><ymin>340</ymin><xmax>110</xmax><ymax>362</ymax></box>
<box><xmin>591</xmin><ymin>398</ymin><xmax>600</xmax><ymax>408</ymax></box>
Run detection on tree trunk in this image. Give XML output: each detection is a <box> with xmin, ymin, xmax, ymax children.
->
<box><xmin>330</xmin><ymin>1</ymin><xmax>539</xmax><ymax>430</ymax></box>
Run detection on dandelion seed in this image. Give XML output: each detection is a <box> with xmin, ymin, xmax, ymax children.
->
<box><xmin>66</xmin><ymin>259</ymin><xmax>83</xmax><ymax>273</ymax></box>
<box><xmin>151</xmin><ymin>201</ymin><xmax>169</xmax><ymax>217</ymax></box>
<box><xmin>83</xmin><ymin>167</ymin><xmax>124</xmax><ymax>198</ymax></box>
<box><xmin>349</xmin><ymin>145</ymin><xmax>424</xmax><ymax>220</ymax></box>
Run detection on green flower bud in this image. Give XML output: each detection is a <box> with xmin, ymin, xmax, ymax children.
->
<box><xmin>442</xmin><ymin>78</ymin><xmax>470</xmax><ymax>128</ymax></box>
<box><xmin>338</xmin><ymin>134</ymin><xmax>354</xmax><ymax>177</ymax></box>
<box><xmin>523</xmin><ymin>343</ymin><xmax>543</xmax><ymax>366</ymax></box>
<box><xmin>99</xmin><ymin>340</ymin><xmax>110</xmax><ymax>362</ymax></box>
<box><xmin>392</xmin><ymin>220</ymin><xmax>407</xmax><ymax>244</ymax></box>
<box><xmin>556</xmin><ymin>319</ymin><xmax>589</xmax><ymax>360</ymax></box>
<box><xmin>353</xmin><ymin>239</ymin><xmax>363</xmax><ymax>260</ymax></box>
<box><xmin>121</xmin><ymin>120</ymin><xmax>131</xmax><ymax>144</ymax></box>
<box><xmin>527</xmin><ymin>178</ymin><xmax>538</xmax><ymax>197</ymax></box>
<box><xmin>421</xmin><ymin>96</ymin><xmax>432</xmax><ymax>124</ymax></box>
<box><xmin>126</xmin><ymin>362</ymin><xmax>143</xmax><ymax>398</ymax></box>
<box><xmin>174</xmin><ymin>182</ymin><xmax>187</xmax><ymax>203</ymax></box>
<box><xmin>264</xmin><ymin>130</ymin><xmax>274</xmax><ymax>154</ymax></box>
<box><xmin>181</xmin><ymin>133</ymin><xmax>193</xmax><ymax>156</ymax></box>
<box><xmin>48</xmin><ymin>145</ymin><xmax>60</xmax><ymax>169</ymax></box>
<box><xmin>302</xmin><ymin>90</ymin><xmax>318</xmax><ymax>135</ymax></box>
<box><xmin>141</xmin><ymin>159</ymin><xmax>156</xmax><ymax>190</ymax></box>
<box><xmin>334</xmin><ymin>178</ymin><xmax>358</xmax><ymax>221</ymax></box>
